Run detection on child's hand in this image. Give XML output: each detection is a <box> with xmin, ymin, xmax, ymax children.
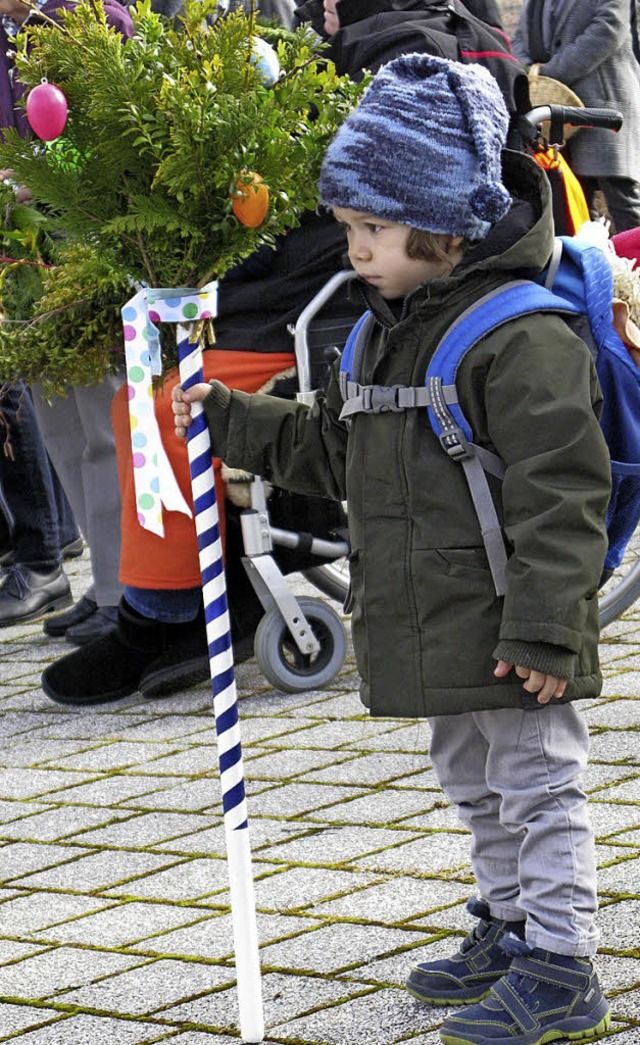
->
<box><xmin>494</xmin><ymin>660</ymin><xmax>567</xmax><ymax>705</ymax></box>
<box><xmin>172</xmin><ymin>382</ymin><xmax>212</xmax><ymax>440</ymax></box>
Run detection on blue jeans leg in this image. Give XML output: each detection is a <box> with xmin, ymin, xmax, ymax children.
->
<box><xmin>0</xmin><ymin>382</ymin><xmax>69</xmax><ymax>570</ymax></box>
<box><xmin>125</xmin><ymin>585</ymin><xmax>202</xmax><ymax>623</ymax></box>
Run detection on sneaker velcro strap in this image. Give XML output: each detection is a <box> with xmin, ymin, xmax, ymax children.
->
<box><xmin>510</xmin><ymin>955</ymin><xmax>591</xmax><ymax>992</ymax></box>
<box><xmin>491</xmin><ymin>977</ymin><xmax>538</xmax><ymax>1033</ymax></box>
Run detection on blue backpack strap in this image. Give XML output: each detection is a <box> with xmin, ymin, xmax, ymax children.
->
<box><xmin>340</xmin><ymin>311</ymin><xmax>373</xmax><ymax>394</ymax></box>
<box><xmin>426</xmin><ymin>280</ymin><xmax>581</xmax><ymax>452</ymax></box>
<box><xmin>426</xmin><ymin>280</ymin><xmax>582</xmax><ymax>596</ymax></box>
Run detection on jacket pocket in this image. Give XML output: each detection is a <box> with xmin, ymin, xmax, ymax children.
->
<box><xmin>436</xmin><ymin>546</ymin><xmax>493</xmax><ymax>574</ymax></box>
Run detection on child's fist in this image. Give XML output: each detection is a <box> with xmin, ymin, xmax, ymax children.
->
<box><xmin>172</xmin><ymin>382</ymin><xmax>212</xmax><ymax>440</ymax></box>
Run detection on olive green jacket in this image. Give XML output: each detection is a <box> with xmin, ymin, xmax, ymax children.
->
<box><xmin>205</xmin><ymin>152</ymin><xmax>611</xmax><ymax>717</ymax></box>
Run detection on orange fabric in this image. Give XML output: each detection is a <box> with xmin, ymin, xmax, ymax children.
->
<box><xmin>112</xmin><ymin>350</ymin><xmax>296</xmax><ymax>588</ymax></box>
<box><xmin>531</xmin><ymin>147</ymin><xmax>589</xmax><ymax>234</ymax></box>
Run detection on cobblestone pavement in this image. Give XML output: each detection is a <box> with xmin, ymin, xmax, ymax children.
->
<box><xmin>0</xmin><ymin>550</ymin><xmax>639</xmax><ymax>1044</ymax></box>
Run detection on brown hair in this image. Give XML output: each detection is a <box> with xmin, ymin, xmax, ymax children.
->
<box><xmin>406</xmin><ymin>229</ymin><xmax>471</xmax><ymax>270</ymax></box>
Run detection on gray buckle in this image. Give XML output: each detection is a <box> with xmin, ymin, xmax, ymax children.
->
<box><xmin>363</xmin><ymin>385</ymin><xmax>404</xmax><ymax>413</ymax></box>
<box><xmin>440</xmin><ymin>426</ymin><xmax>472</xmax><ymax>460</ymax></box>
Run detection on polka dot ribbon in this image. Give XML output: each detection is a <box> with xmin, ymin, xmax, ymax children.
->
<box><xmin>121</xmin><ymin>282</ymin><xmax>218</xmax><ymax>536</ymax></box>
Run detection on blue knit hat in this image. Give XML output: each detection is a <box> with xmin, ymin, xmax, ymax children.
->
<box><xmin>319</xmin><ymin>53</ymin><xmax>512</xmax><ymax>242</ymax></box>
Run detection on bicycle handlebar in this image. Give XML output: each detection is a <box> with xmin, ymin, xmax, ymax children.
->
<box><xmin>522</xmin><ymin>104</ymin><xmax>624</xmax><ymax>136</ymax></box>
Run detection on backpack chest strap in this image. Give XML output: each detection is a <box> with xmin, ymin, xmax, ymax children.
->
<box><xmin>338</xmin><ymin>378</ymin><xmax>458</xmax><ymax>419</ymax></box>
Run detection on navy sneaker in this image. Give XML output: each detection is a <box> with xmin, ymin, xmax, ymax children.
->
<box><xmin>439</xmin><ymin>936</ymin><xmax>610</xmax><ymax>1045</ymax></box>
<box><xmin>406</xmin><ymin>898</ymin><xmax>525</xmax><ymax>1005</ymax></box>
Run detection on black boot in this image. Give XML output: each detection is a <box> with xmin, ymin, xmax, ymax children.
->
<box><xmin>41</xmin><ymin>599</ymin><xmax>203</xmax><ymax>706</ymax></box>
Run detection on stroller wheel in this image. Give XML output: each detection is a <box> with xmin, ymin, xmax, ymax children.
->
<box><xmin>254</xmin><ymin>597</ymin><xmax>347</xmax><ymax>693</ymax></box>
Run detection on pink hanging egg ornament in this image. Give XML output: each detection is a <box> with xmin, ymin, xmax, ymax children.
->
<box><xmin>26</xmin><ymin>82</ymin><xmax>68</xmax><ymax>141</ymax></box>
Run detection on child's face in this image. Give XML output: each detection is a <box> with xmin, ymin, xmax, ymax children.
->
<box><xmin>333</xmin><ymin>208</ymin><xmax>460</xmax><ymax>300</ymax></box>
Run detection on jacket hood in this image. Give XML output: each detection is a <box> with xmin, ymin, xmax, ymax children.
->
<box><xmin>459</xmin><ymin>149</ymin><xmax>555</xmax><ymax>278</ymax></box>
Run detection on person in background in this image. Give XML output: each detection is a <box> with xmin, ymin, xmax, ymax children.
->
<box><xmin>512</xmin><ymin>0</ymin><xmax>640</xmax><ymax>232</ymax></box>
<box><xmin>0</xmin><ymin>0</ymin><xmax>132</xmax><ymax>639</ymax></box>
<box><xmin>0</xmin><ymin>383</ymin><xmax>82</xmax><ymax>625</ymax></box>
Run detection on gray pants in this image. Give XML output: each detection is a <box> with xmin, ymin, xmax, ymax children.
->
<box><xmin>31</xmin><ymin>374</ymin><xmax>124</xmax><ymax>608</ymax></box>
<box><xmin>428</xmin><ymin>704</ymin><xmax>598</xmax><ymax>957</ymax></box>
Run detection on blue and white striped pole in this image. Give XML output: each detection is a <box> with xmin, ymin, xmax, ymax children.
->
<box><xmin>177</xmin><ymin>320</ymin><xmax>264</xmax><ymax>1043</ymax></box>
<box><xmin>122</xmin><ymin>284</ymin><xmax>264</xmax><ymax>1043</ymax></box>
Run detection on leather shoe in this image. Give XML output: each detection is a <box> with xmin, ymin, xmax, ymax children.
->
<box><xmin>61</xmin><ymin>536</ymin><xmax>85</xmax><ymax>560</ymax></box>
<box><xmin>0</xmin><ymin>565</ymin><xmax>72</xmax><ymax>627</ymax></box>
<box><xmin>43</xmin><ymin>594</ymin><xmax>97</xmax><ymax>638</ymax></box>
<box><xmin>66</xmin><ymin>605</ymin><xmax>119</xmax><ymax>646</ymax></box>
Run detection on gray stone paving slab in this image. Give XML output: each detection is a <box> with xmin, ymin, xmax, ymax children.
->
<box><xmin>70</xmin><ymin>812</ymin><xmax>212</xmax><ymax>849</ymax></box>
<box><xmin>161</xmin><ymin>971</ymin><xmax>368</xmax><ymax>1030</ymax></box>
<box><xmin>391</xmin><ymin>769</ymin><xmax>441</xmax><ymax>790</ymax></box>
<box><xmin>298</xmin><ymin>751</ymin><xmax>428</xmax><ymax>785</ymax></box>
<box><xmin>44</xmin><ymin>774</ymin><xmax>183</xmax><ymax>807</ymax></box>
<box><xmin>244</xmin><ymin>781</ymin><xmax>366</xmax><ymax>817</ymax></box>
<box><xmin>602</xmin><ymin>778</ymin><xmax>640</xmax><ymax>802</ymax></box>
<box><xmin>243</xmin><ymin>747</ymin><xmax>348</xmax><ymax>780</ymax></box>
<box><xmin>50</xmin><ymin>741</ymin><xmax>186</xmax><ymax>772</ymax></box>
<box><xmin>342</xmin><ymin>722</ymin><xmax>432</xmax><ymax>753</ymax></box>
<box><xmin>0</xmin><ymin>947</ymin><xmax>147</xmax><ymax>998</ymax></box>
<box><xmin>0</xmin><ymin>940</ymin><xmax>47</xmax><ymax>964</ymax></box>
<box><xmin>347</xmin><ymin>935</ymin><xmax>456</xmax><ymax>986</ymax></box>
<box><xmin>281</xmin><ymin>720</ymin><xmax>406</xmax><ymax>750</ymax></box>
<box><xmin>585</xmin><ymin>700</ymin><xmax>640</xmax><ymax>728</ymax></box>
<box><xmin>0</xmin><ymin>806</ymin><xmax>131</xmax><ymax>842</ymax></box>
<box><xmin>10</xmin><ymin>849</ymin><xmax>179</xmax><ymax>892</ymax></box>
<box><xmin>401</xmin><ymin>806</ymin><xmax>469</xmax><ymax>831</ymax></box>
<box><xmin>598</xmin><ymin>855</ymin><xmax>640</xmax><ymax>893</ymax></box>
<box><xmin>588</xmin><ymin>731</ymin><xmax>640</xmax><ymax>763</ymax></box>
<box><xmin>1</xmin><ymin>1013</ymin><xmax>174</xmax><ymax>1043</ymax></box>
<box><xmin>0</xmin><ymin>800</ymin><xmax>51</xmax><ymax>824</ymax></box>
<box><xmin>307</xmin><ymin>790</ymin><xmax>442</xmax><ymax>826</ymax></box>
<box><xmin>272</xmin><ymin>985</ymin><xmax>442</xmax><ymax>1044</ymax></box>
<box><xmin>61</xmin><ymin>957</ymin><xmax>229</xmax><ymax>1015</ymax></box>
<box><xmin>118</xmin><ymin>778</ymin><xmax>220</xmax><ymax>812</ymax></box>
<box><xmin>258</xmin><ymin>825</ymin><xmax>419</xmax><ymax>866</ymax></box>
<box><xmin>113</xmin><ymin>715</ymin><xmax>214</xmax><ymax>743</ymax></box>
<box><xmin>146</xmin><ymin>819</ymin><xmax>314</xmax><ymax>860</ymax></box>
<box><xmin>1</xmin><ymin>893</ymin><xmax>115</xmax><ymax>935</ymax></box>
<box><xmin>250</xmin><ymin>866</ymin><xmax>380</xmax><ymax>911</ymax></box>
<box><xmin>585</xmin><ymin>765</ymin><xmax>640</xmax><ymax>792</ymax></box>
<box><xmin>1</xmin><ymin>740</ymin><xmax>100</xmax><ymax>768</ymax></box>
<box><xmin>611</xmin><ymin>989</ymin><xmax>640</xmax><ymax>1019</ymax></box>
<box><xmin>36</xmin><ymin>713</ymin><xmax>150</xmax><ymax>740</ymax></box>
<box><xmin>594</xmin><ymin>953</ymin><xmax>640</xmax><ymax>991</ymax></box>
<box><xmin>137</xmin><ymin>911</ymin><xmax>316</xmax><ymax>961</ymax></box>
<box><xmin>355</xmin><ymin>833</ymin><xmax>472</xmax><ymax>876</ymax></box>
<box><xmin>0</xmin><ymin>1004</ymin><xmax>63</xmax><ymax>1038</ymax></box>
<box><xmin>104</xmin><ymin>856</ymin><xmax>230</xmax><ymax>902</ymax></box>
<box><xmin>311</xmin><ymin>877</ymin><xmax>470</xmax><ymax>923</ymax></box>
<box><xmin>0</xmin><ymin>712</ymin><xmax>60</xmax><ymax>738</ymax></box>
<box><xmin>589</xmin><ymin>802</ymin><xmax>640</xmax><ymax>838</ymax></box>
<box><xmin>259</xmin><ymin>922</ymin><xmax>424</xmax><ymax>974</ymax></box>
<box><xmin>129</xmin><ymin>745</ymin><xmax>219</xmax><ymax>776</ymax></box>
<box><xmin>0</xmin><ymin>842</ymin><xmax>91</xmax><ymax>883</ymax></box>
<box><xmin>31</xmin><ymin>902</ymin><xmax>210</xmax><ymax>947</ymax></box>
<box><xmin>0</xmin><ymin>769</ymin><xmax>95</xmax><ymax>800</ymax></box>
<box><xmin>598</xmin><ymin>898</ymin><xmax>640</xmax><ymax>949</ymax></box>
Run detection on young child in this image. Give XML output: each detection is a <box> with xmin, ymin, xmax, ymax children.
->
<box><xmin>173</xmin><ymin>54</ymin><xmax>613</xmax><ymax>1045</ymax></box>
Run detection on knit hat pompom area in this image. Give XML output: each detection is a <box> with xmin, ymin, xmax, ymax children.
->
<box><xmin>319</xmin><ymin>53</ymin><xmax>512</xmax><ymax>242</ymax></box>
